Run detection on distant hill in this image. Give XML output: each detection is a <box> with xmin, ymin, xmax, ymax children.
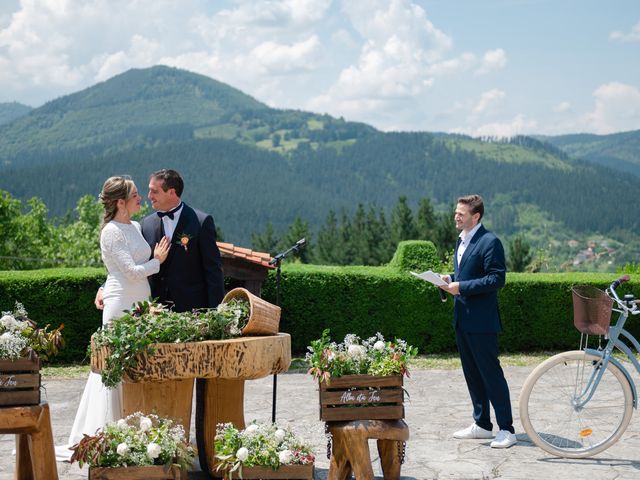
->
<box><xmin>537</xmin><ymin>130</ymin><xmax>640</xmax><ymax>177</ymax></box>
<box><xmin>0</xmin><ymin>66</ymin><xmax>638</xmax><ymax>263</ymax></box>
<box><xmin>0</xmin><ymin>102</ymin><xmax>31</xmax><ymax>125</ymax></box>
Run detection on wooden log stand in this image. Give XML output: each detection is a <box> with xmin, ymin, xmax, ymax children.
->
<box><xmin>91</xmin><ymin>333</ymin><xmax>292</xmax><ymax>478</ymax></box>
<box><xmin>0</xmin><ymin>402</ymin><xmax>58</xmax><ymax>480</ymax></box>
<box><xmin>327</xmin><ymin>419</ymin><xmax>409</xmax><ymax>480</ymax></box>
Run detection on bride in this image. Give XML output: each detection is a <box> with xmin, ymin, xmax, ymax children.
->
<box><xmin>56</xmin><ymin>176</ymin><xmax>170</xmax><ymax>461</ymax></box>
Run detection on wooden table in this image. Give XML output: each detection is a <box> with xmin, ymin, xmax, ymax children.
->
<box><xmin>92</xmin><ymin>334</ymin><xmax>291</xmax><ymax>475</ymax></box>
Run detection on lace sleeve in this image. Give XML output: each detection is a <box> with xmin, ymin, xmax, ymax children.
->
<box><xmin>101</xmin><ymin>224</ymin><xmax>160</xmax><ymax>281</ymax></box>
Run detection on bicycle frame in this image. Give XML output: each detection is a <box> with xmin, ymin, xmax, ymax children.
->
<box><xmin>576</xmin><ymin>288</ymin><xmax>640</xmax><ymax>410</ymax></box>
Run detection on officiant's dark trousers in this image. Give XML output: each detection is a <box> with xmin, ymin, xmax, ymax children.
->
<box><xmin>455</xmin><ymin>327</ymin><xmax>514</xmax><ymax>433</ymax></box>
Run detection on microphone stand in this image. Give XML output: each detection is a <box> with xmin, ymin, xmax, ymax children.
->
<box><xmin>269</xmin><ymin>238</ymin><xmax>306</xmax><ymax>423</ymax></box>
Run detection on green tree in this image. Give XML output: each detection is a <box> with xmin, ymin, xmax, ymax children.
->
<box><xmin>251</xmin><ymin>222</ymin><xmax>279</xmax><ymax>255</ymax></box>
<box><xmin>390</xmin><ymin>196</ymin><xmax>417</xmax><ymax>247</ymax></box>
<box><xmin>508</xmin><ymin>235</ymin><xmax>533</xmax><ymax>272</ymax></box>
<box><xmin>434</xmin><ymin>204</ymin><xmax>457</xmax><ymax>260</ymax></box>
<box><xmin>415</xmin><ymin>197</ymin><xmax>436</xmax><ymax>242</ymax></box>
<box><xmin>315</xmin><ymin>210</ymin><xmax>342</xmax><ymax>264</ymax></box>
<box><xmin>279</xmin><ymin>216</ymin><xmax>311</xmax><ymax>263</ymax></box>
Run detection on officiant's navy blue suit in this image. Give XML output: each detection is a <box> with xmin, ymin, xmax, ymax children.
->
<box><xmin>451</xmin><ymin>225</ymin><xmax>513</xmax><ymax>433</ymax></box>
<box><xmin>141</xmin><ymin>202</ymin><xmax>225</xmax><ymax>313</ymax></box>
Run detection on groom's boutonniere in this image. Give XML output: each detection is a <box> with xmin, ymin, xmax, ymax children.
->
<box><xmin>177</xmin><ymin>233</ymin><xmax>191</xmax><ymax>251</ymax></box>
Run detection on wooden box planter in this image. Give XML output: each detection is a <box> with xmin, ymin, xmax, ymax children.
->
<box><xmin>89</xmin><ymin>465</ymin><xmax>185</xmax><ymax>479</ymax></box>
<box><xmin>0</xmin><ymin>351</ymin><xmax>40</xmax><ymax>407</ymax></box>
<box><xmin>319</xmin><ymin>374</ymin><xmax>404</xmax><ymax>422</ymax></box>
<box><xmin>220</xmin><ymin>464</ymin><xmax>314</xmax><ymax>479</ymax></box>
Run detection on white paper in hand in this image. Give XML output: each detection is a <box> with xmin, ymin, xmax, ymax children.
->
<box><xmin>410</xmin><ymin>270</ymin><xmax>448</xmax><ymax>287</ymax></box>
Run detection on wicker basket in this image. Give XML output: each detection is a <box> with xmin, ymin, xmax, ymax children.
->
<box><xmin>223</xmin><ymin>288</ymin><xmax>281</xmax><ymax>336</ymax></box>
<box><xmin>572</xmin><ymin>285</ymin><xmax>613</xmax><ymax>335</ymax></box>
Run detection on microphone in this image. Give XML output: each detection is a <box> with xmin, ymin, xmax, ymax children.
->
<box><xmin>438</xmin><ymin>288</ymin><xmax>447</xmax><ymax>303</ymax></box>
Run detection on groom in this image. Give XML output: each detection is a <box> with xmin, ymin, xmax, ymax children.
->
<box><xmin>95</xmin><ymin>168</ymin><xmax>225</xmax><ymax>311</ymax></box>
<box><xmin>141</xmin><ymin>168</ymin><xmax>225</xmax><ymax>311</ymax></box>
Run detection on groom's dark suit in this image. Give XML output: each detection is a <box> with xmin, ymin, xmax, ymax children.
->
<box><xmin>140</xmin><ymin>202</ymin><xmax>225</xmax><ymax>313</ymax></box>
<box><xmin>451</xmin><ymin>224</ymin><xmax>513</xmax><ymax>432</ymax></box>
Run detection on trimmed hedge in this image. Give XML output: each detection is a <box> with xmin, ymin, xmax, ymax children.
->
<box><xmin>260</xmin><ymin>265</ymin><xmax>640</xmax><ymax>354</ymax></box>
<box><xmin>0</xmin><ymin>268</ymin><xmax>105</xmax><ymax>363</ymax></box>
<box><xmin>1</xmin><ymin>266</ymin><xmax>638</xmax><ymax>362</ymax></box>
<box><xmin>388</xmin><ymin>240</ymin><xmax>439</xmax><ymax>272</ymax></box>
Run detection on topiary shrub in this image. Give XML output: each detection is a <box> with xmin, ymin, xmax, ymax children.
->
<box><xmin>388</xmin><ymin>240</ymin><xmax>440</xmax><ymax>272</ymax></box>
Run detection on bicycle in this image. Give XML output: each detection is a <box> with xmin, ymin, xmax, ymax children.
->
<box><xmin>519</xmin><ymin>275</ymin><xmax>640</xmax><ymax>458</ymax></box>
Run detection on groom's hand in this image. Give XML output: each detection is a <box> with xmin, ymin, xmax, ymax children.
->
<box><xmin>94</xmin><ymin>287</ymin><xmax>104</xmax><ymax>310</ymax></box>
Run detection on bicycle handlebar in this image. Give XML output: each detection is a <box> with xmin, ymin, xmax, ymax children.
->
<box><xmin>611</xmin><ymin>275</ymin><xmax>630</xmax><ymax>290</ymax></box>
<box><xmin>607</xmin><ymin>274</ymin><xmax>638</xmax><ymax>314</ymax></box>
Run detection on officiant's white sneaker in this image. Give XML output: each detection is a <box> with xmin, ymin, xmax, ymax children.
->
<box><xmin>490</xmin><ymin>430</ymin><xmax>517</xmax><ymax>448</ymax></box>
<box><xmin>453</xmin><ymin>423</ymin><xmax>494</xmax><ymax>439</ymax></box>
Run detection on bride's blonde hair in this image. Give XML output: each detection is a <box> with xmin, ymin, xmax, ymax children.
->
<box><xmin>99</xmin><ymin>176</ymin><xmax>136</xmax><ymax>229</ymax></box>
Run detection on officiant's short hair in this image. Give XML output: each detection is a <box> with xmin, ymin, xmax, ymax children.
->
<box><xmin>151</xmin><ymin>169</ymin><xmax>184</xmax><ymax>197</ymax></box>
<box><xmin>457</xmin><ymin>194</ymin><xmax>484</xmax><ymax>220</ymax></box>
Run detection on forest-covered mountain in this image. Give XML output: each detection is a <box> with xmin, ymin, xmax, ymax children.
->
<box><xmin>0</xmin><ymin>102</ymin><xmax>31</xmax><ymax>126</ymax></box>
<box><xmin>0</xmin><ymin>66</ymin><xmax>638</xmax><ymax>269</ymax></box>
<box><xmin>538</xmin><ymin>130</ymin><xmax>640</xmax><ymax>177</ymax></box>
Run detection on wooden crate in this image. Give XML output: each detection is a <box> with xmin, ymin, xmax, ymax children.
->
<box><xmin>319</xmin><ymin>374</ymin><xmax>404</xmax><ymax>422</ymax></box>
<box><xmin>0</xmin><ymin>352</ymin><xmax>40</xmax><ymax>407</ymax></box>
<box><xmin>219</xmin><ymin>464</ymin><xmax>314</xmax><ymax>479</ymax></box>
<box><xmin>89</xmin><ymin>465</ymin><xmax>185</xmax><ymax>479</ymax></box>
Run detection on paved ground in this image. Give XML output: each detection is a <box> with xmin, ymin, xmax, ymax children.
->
<box><xmin>2</xmin><ymin>365</ymin><xmax>640</xmax><ymax>479</ymax></box>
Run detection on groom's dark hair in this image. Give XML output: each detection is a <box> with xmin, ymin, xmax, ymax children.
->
<box><xmin>151</xmin><ymin>169</ymin><xmax>184</xmax><ymax>197</ymax></box>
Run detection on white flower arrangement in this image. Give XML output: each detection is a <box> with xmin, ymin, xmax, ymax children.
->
<box><xmin>0</xmin><ymin>302</ymin><xmax>63</xmax><ymax>361</ymax></box>
<box><xmin>70</xmin><ymin>412</ymin><xmax>195</xmax><ymax>470</ymax></box>
<box><xmin>215</xmin><ymin>422</ymin><xmax>315</xmax><ymax>477</ymax></box>
<box><xmin>307</xmin><ymin>329</ymin><xmax>418</xmax><ymax>381</ymax></box>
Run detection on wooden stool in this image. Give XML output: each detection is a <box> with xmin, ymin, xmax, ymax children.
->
<box><xmin>0</xmin><ymin>402</ymin><xmax>58</xmax><ymax>480</ymax></box>
<box><xmin>327</xmin><ymin>419</ymin><xmax>409</xmax><ymax>480</ymax></box>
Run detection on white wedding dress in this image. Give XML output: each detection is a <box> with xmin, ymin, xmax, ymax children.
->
<box><xmin>55</xmin><ymin>220</ymin><xmax>160</xmax><ymax>461</ymax></box>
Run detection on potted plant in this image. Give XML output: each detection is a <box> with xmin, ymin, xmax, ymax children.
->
<box><xmin>215</xmin><ymin>422</ymin><xmax>315</xmax><ymax>479</ymax></box>
<box><xmin>306</xmin><ymin>330</ymin><xmax>417</xmax><ymax>421</ymax></box>
<box><xmin>70</xmin><ymin>412</ymin><xmax>195</xmax><ymax>480</ymax></box>
<box><xmin>0</xmin><ymin>302</ymin><xmax>64</xmax><ymax>406</ymax></box>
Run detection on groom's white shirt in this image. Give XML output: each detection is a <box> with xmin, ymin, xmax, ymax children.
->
<box><xmin>160</xmin><ymin>202</ymin><xmax>183</xmax><ymax>240</ymax></box>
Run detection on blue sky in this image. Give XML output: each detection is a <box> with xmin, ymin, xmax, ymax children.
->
<box><xmin>0</xmin><ymin>0</ymin><xmax>638</xmax><ymax>136</ymax></box>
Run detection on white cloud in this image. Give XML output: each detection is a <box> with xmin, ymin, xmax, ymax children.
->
<box><xmin>472</xmin><ymin>88</ymin><xmax>505</xmax><ymax>114</ymax></box>
<box><xmin>609</xmin><ymin>20</ymin><xmax>640</xmax><ymax>42</ymax></box>
<box><xmin>474</xmin><ymin>48</ymin><xmax>507</xmax><ymax>75</ymax></box>
<box><xmin>553</xmin><ymin>101</ymin><xmax>571</xmax><ymax>113</ymax></box>
<box><xmin>582</xmin><ymin>82</ymin><xmax>640</xmax><ymax>134</ymax></box>
<box><xmin>249</xmin><ymin>35</ymin><xmax>322</xmax><ymax>75</ymax></box>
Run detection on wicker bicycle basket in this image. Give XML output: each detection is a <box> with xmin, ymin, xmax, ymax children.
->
<box><xmin>223</xmin><ymin>287</ymin><xmax>281</xmax><ymax>336</ymax></box>
<box><xmin>572</xmin><ymin>285</ymin><xmax>613</xmax><ymax>336</ymax></box>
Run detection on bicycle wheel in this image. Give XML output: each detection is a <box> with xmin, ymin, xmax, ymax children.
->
<box><xmin>520</xmin><ymin>350</ymin><xmax>633</xmax><ymax>458</ymax></box>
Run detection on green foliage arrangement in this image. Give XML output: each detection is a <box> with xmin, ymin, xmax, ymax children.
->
<box><xmin>215</xmin><ymin>422</ymin><xmax>315</xmax><ymax>477</ymax></box>
<box><xmin>306</xmin><ymin>329</ymin><xmax>417</xmax><ymax>382</ymax></box>
<box><xmin>92</xmin><ymin>298</ymin><xmax>250</xmax><ymax>387</ymax></box>
<box><xmin>70</xmin><ymin>411</ymin><xmax>195</xmax><ymax>470</ymax></box>
<box><xmin>0</xmin><ymin>301</ymin><xmax>63</xmax><ymax>360</ymax></box>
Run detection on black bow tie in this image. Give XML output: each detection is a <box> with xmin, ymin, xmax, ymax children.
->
<box><xmin>157</xmin><ymin>204</ymin><xmax>181</xmax><ymax>220</ymax></box>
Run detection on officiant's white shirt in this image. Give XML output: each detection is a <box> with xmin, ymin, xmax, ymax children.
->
<box><xmin>457</xmin><ymin>222</ymin><xmax>482</xmax><ymax>265</ymax></box>
<box><xmin>161</xmin><ymin>203</ymin><xmax>183</xmax><ymax>240</ymax></box>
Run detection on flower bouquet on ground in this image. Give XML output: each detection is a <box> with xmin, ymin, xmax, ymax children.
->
<box><xmin>306</xmin><ymin>330</ymin><xmax>417</xmax><ymax>422</ymax></box>
<box><xmin>70</xmin><ymin>412</ymin><xmax>195</xmax><ymax>480</ymax></box>
<box><xmin>91</xmin><ymin>297</ymin><xmax>250</xmax><ymax>387</ymax></box>
<box><xmin>215</xmin><ymin>422</ymin><xmax>315</xmax><ymax>479</ymax></box>
<box><xmin>0</xmin><ymin>302</ymin><xmax>64</xmax><ymax>406</ymax></box>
